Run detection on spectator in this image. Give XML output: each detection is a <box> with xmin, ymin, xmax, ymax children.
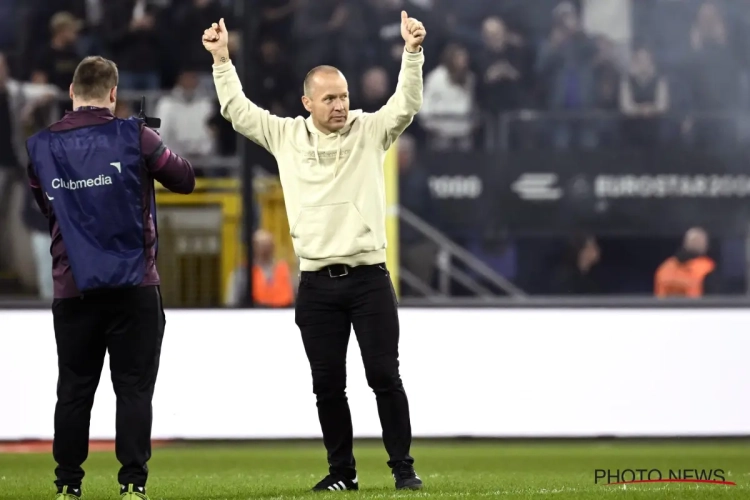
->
<box><xmin>250</xmin><ymin>228</ymin><xmax>295</xmax><ymax>308</ymax></box>
<box><xmin>689</xmin><ymin>2</ymin><xmax>738</xmax><ymax>107</ymax></box>
<box><xmin>592</xmin><ymin>36</ymin><xmax>622</xmax><ymax>110</ymax></box>
<box><xmin>225</xmin><ymin>229</ymin><xmax>296</xmax><ymax>308</ymax></box>
<box><xmin>619</xmin><ymin>47</ymin><xmax>669</xmax><ymax>148</ymax></box>
<box><xmin>0</xmin><ymin>51</ymin><xmax>57</xmax><ymax>288</ymax></box>
<box><xmin>251</xmin><ymin>38</ymin><xmax>298</xmax><ymax>117</ymax></box>
<box><xmin>359</xmin><ymin>66</ymin><xmax>391</xmax><ymax>113</ymax></box>
<box><xmin>292</xmin><ymin>0</ymin><xmax>368</xmax><ymax>81</ymax></box>
<box><xmin>22</xmin><ymin>187</ymin><xmax>52</xmax><ymax>301</ymax></box>
<box><xmin>114</xmin><ymin>99</ymin><xmax>135</xmax><ymax>119</ymax></box>
<box><xmin>258</xmin><ymin>0</ymin><xmax>303</xmax><ymax>45</ymax></box>
<box><xmin>475</xmin><ymin>16</ymin><xmax>528</xmax><ymax>112</ymax></box>
<box><xmin>581</xmin><ymin>0</ymin><xmax>632</xmax><ymax>68</ymax></box>
<box><xmin>154</xmin><ymin>70</ymin><xmax>216</xmax><ymax>160</ymax></box>
<box><xmin>30</xmin><ymin>12</ymin><xmax>83</xmax><ymax>95</ymax></box>
<box><xmin>535</xmin><ymin>1</ymin><xmax>599</xmax><ymax>149</ymax></box>
<box><xmin>102</xmin><ymin>0</ymin><xmax>163</xmax><ymax>90</ymax></box>
<box><xmin>0</xmin><ymin>51</ymin><xmax>58</xmax><ymax>195</ymax></box>
<box><xmin>591</xmin><ymin>35</ymin><xmax>623</xmax><ymax>146</ymax></box>
<box><xmin>654</xmin><ymin>227</ymin><xmax>720</xmax><ymax>297</ymax></box>
<box><xmin>683</xmin><ymin>1</ymin><xmax>741</xmax><ymax>148</ymax></box>
<box><xmin>174</xmin><ymin>0</ymin><xmax>237</xmax><ymax>93</ymax></box>
<box><xmin>366</xmin><ymin>0</ymin><xmax>436</xmax><ymax>81</ymax></box>
<box><xmin>550</xmin><ymin>233</ymin><xmax>602</xmax><ymax>294</ymax></box>
<box><xmin>634</xmin><ymin>0</ymin><xmax>696</xmax><ymax>75</ymax></box>
<box><xmin>420</xmin><ymin>43</ymin><xmax>477</xmax><ymax>150</ymax></box>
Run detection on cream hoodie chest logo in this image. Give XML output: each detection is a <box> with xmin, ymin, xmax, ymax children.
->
<box><xmin>304</xmin><ymin>149</ymin><xmax>352</xmax><ymax>162</ymax></box>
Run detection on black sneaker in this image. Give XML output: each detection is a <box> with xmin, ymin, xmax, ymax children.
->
<box><xmin>392</xmin><ymin>463</ymin><xmax>423</xmax><ymax>490</ymax></box>
<box><xmin>120</xmin><ymin>484</ymin><xmax>149</xmax><ymax>499</ymax></box>
<box><xmin>311</xmin><ymin>472</ymin><xmax>359</xmax><ymax>491</ymax></box>
<box><xmin>55</xmin><ymin>485</ymin><xmax>81</xmax><ymax>499</ymax></box>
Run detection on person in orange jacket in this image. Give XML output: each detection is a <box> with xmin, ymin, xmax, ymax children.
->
<box><xmin>654</xmin><ymin>227</ymin><xmax>719</xmax><ymax>298</ymax></box>
<box><xmin>225</xmin><ymin>229</ymin><xmax>296</xmax><ymax>307</ymax></box>
<box><xmin>250</xmin><ymin>229</ymin><xmax>295</xmax><ymax>307</ymax></box>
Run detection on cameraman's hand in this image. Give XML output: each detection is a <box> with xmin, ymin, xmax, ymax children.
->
<box><xmin>203</xmin><ymin>18</ymin><xmax>230</xmax><ymax>65</ymax></box>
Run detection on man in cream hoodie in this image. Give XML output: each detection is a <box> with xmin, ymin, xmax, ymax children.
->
<box><xmin>203</xmin><ymin>13</ymin><xmax>426</xmax><ymax>492</ymax></box>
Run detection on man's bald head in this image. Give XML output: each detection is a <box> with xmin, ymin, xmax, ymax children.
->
<box><xmin>303</xmin><ymin>65</ymin><xmax>344</xmax><ymax>97</ymax></box>
<box><xmin>683</xmin><ymin>227</ymin><xmax>709</xmax><ymax>254</ymax></box>
<box><xmin>301</xmin><ymin>65</ymin><xmax>350</xmax><ymax>133</ymax></box>
<box><xmin>253</xmin><ymin>229</ymin><xmax>275</xmax><ymax>263</ymax></box>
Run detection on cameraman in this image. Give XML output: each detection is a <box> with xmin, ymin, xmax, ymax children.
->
<box><xmin>25</xmin><ymin>56</ymin><xmax>195</xmax><ymax>500</ymax></box>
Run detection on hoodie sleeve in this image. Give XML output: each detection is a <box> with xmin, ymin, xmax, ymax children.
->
<box><xmin>212</xmin><ymin>61</ymin><xmax>291</xmax><ymax>155</ymax></box>
<box><xmin>366</xmin><ymin>47</ymin><xmax>425</xmax><ymax>150</ymax></box>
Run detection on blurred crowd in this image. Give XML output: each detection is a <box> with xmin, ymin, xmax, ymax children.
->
<box><xmin>1</xmin><ymin>0</ymin><xmax>748</xmax><ymax>302</ymax></box>
<box><xmin>251</xmin><ymin>0</ymin><xmax>750</xmax><ymax>151</ymax></box>
<box><xmin>1</xmin><ymin>0</ymin><xmax>748</xmax><ymax>155</ymax></box>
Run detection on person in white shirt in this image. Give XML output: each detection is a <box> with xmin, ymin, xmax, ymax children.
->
<box><xmin>153</xmin><ymin>70</ymin><xmax>216</xmax><ymax>158</ymax></box>
<box><xmin>419</xmin><ymin>43</ymin><xmax>477</xmax><ymax>150</ymax></box>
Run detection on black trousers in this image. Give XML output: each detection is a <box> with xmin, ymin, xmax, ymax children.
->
<box><xmin>294</xmin><ymin>263</ymin><xmax>413</xmax><ymax>476</ymax></box>
<box><xmin>52</xmin><ymin>286</ymin><xmax>165</xmax><ymax>488</ymax></box>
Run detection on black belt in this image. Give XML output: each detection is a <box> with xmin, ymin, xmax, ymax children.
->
<box><xmin>305</xmin><ymin>263</ymin><xmax>386</xmax><ymax>278</ymax></box>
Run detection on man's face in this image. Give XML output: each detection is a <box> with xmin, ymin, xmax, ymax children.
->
<box><xmin>482</xmin><ymin>18</ymin><xmax>506</xmax><ymax>49</ymax></box>
<box><xmin>581</xmin><ymin>238</ymin><xmax>600</xmax><ymax>265</ymax></box>
<box><xmin>58</xmin><ymin>26</ymin><xmax>79</xmax><ymax>45</ymax></box>
<box><xmin>260</xmin><ymin>40</ymin><xmax>280</xmax><ymax>64</ymax></box>
<box><xmin>397</xmin><ymin>148</ymin><xmax>413</xmax><ymax>171</ymax></box>
<box><xmin>362</xmin><ymin>67</ymin><xmax>388</xmax><ymax>101</ymax></box>
<box><xmin>178</xmin><ymin>72</ymin><xmax>199</xmax><ymax>94</ymax></box>
<box><xmin>303</xmin><ymin>71</ymin><xmax>350</xmax><ymax>133</ymax></box>
<box><xmin>253</xmin><ymin>235</ymin><xmax>274</xmax><ymax>261</ymax></box>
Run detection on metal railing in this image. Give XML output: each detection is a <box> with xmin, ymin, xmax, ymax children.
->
<box><xmin>397</xmin><ymin>206</ymin><xmax>527</xmax><ymax>301</ymax></box>
<box><xmin>40</xmin><ymin>92</ymin><xmax>750</xmax><ymax>155</ymax></box>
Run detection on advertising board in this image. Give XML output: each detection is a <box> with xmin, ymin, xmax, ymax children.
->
<box><xmin>1</xmin><ymin>308</ymin><xmax>748</xmax><ymax>440</ymax></box>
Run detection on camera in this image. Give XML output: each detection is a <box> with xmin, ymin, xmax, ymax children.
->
<box><xmin>137</xmin><ymin>95</ymin><xmax>161</xmax><ymax>129</ymax></box>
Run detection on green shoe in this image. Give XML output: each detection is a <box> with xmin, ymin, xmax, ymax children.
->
<box><xmin>55</xmin><ymin>486</ymin><xmax>81</xmax><ymax>499</ymax></box>
<box><xmin>120</xmin><ymin>484</ymin><xmax>149</xmax><ymax>500</ymax></box>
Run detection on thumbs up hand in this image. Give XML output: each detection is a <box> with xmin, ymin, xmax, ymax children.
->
<box><xmin>203</xmin><ymin>18</ymin><xmax>230</xmax><ymax>64</ymax></box>
<box><xmin>400</xmin><ymin>10</ymin><xmax>426</xmax><ymax>53</ymax></box>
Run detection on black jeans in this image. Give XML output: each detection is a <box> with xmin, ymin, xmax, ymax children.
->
<box><xmin>52</xmin><ymin>286</ymin><xmax>165</xmax><ymax>488</ymax></box>
<box><xmin>295</xmin><ymin>263</ymin><xmax>413</xmax><ymax>476</ymax></box>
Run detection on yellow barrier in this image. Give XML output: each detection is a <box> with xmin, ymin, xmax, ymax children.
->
<box><xmin>384</xmin><ymin>143</ymin><xmax>400</xmax><ymax>297</ymax></box>
<box><xmin>254</xmin><ymin>177</ymin><xmax>298</xmax><ymax>274</ymax></box>
<box><xmin>155</xmin><ymin>178</ymin><xmax>241</xmax><ymax>306</ymax></box>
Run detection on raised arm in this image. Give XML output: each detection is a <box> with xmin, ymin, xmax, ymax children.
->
<box><xmin>203</xmin><ymin>18</ymin><xmax>289</xmax><ymax>154</ymax></box>
<box><xmin>367</xmin><ymin>11</ymin><xmax>426</xmax><ymax>150</ymax></box>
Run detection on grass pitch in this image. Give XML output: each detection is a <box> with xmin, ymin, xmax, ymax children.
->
<box><xmin>1</xmin><ymin>439</ymin><xmax>748</xmax><ymax>499</ymax></box>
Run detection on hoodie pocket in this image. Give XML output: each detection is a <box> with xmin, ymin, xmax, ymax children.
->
<box><xmin>291</xmin><ymin>202</ymin><xmax>377</xmax><ymax>260</ymax></box>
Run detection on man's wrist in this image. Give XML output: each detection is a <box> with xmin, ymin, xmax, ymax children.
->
<box><xmin>405</xmin><ymin>44</ymin><xmax>420</xmax><ymax>53</ymax></box>
<box><xmin>212</xmin><ymin>50</ymin><xmax>230</xmax><ymax>65</ymax></box>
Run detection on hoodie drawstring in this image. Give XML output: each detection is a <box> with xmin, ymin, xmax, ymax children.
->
<box><xmin>314</xmin><ymin>134</ymin><xmax>321</xmax><ymax>166</ymax></box>
<box><xmin>333</xmin><ymin>134</ymin><xmax>341</xmax><ymax>178</ymax></box>
<box><xmin>310</xmin><ymin>126</ymin><xmax>343</xmax><ymax>178</ymax></box>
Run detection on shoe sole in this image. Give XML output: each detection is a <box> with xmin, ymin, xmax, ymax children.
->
<box><xmin>397</xmin><ymin>483</ymin><xmax>424</xmax><ymax>490</ymax></box>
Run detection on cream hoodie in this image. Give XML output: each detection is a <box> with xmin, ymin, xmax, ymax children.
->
<box><xmin>212</xmin><ymin>48</ymin><xmax>424</xmax><ymax>271</ymax></box>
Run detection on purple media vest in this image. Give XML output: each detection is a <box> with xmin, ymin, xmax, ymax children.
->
<box><xmin>27</xmin><ymin>107</ymin><xmax>195</xmax><ymax>298</ymax></box>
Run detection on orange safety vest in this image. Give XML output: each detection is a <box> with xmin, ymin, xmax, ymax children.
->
<box><xmin>654</xmin><ymin>256</ymin><xmax>715</xmax><ymax>298</ymax></box>
<box><xmin>252</xmin><ymin>260</ymin><xmax>294</xmax><ymax>307</ymax></box>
